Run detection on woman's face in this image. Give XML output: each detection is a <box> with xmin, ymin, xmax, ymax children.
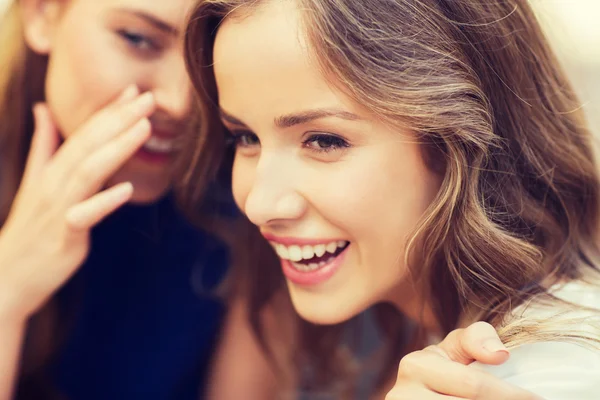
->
<box><xmin>22</xmin><ymin>0</ymin><xmax>195</xmax><ymax>203</ymax></box>
<box><xmin>213</xmin><ymin>1</ymin><xmax>442</xmax><ymax>324</ymax></box>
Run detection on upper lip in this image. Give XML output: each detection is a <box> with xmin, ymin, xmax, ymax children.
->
<box><xmin>150</xmin><ymin>129</ymin><xmax>179</xmax><ymax>139</ymax></box>
<box><xmin>262</xmin><ymin>232</ymin><xmax>348</xmax><ymax>246</ymax></box>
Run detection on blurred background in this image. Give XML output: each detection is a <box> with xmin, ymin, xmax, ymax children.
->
<box><xmin>531</xmin><ymin>0</ymin><xmax>600</xmax><ymax>138</ymax></box>
<box><xmin>1</xmin><ymin>0</ymin><xmax>599</xmax><ymax>134</ymax></box>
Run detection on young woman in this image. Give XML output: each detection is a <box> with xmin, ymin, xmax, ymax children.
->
<box><xmin>0</xmin><ymin>1</ymin><xmax>229</xmax><ymax>399</ymax></box>
<box><xmin>184</xmin><ymin>0</ymin><xmax>600</xmax><ymax>398</ymax></box>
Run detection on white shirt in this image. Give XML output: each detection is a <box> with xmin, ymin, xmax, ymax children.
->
<box><xmin>472</xmin><ymin>281</ymin><xmax>600</xmax><ymax>399</ymax></box>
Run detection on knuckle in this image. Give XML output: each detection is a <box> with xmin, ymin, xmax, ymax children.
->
<box><xmin>463</xmin><ymin>321</ymin><xmax>499</xmax><ymax>347</ymax></box>
<box><xmin>466</xmin><ymin>321</ymin><xmax>495</xmax><ymax>336</ymax></box>
<box><xmin>397</xmin><ymin>351</ymin><xmax>423</xmax><ymax>378</ymax></box>
<box><xmin>423</xmin><ymin>344</ymin><xmax>446</xmax><ymax>358</ymax></box>
<box><xmin>445</xmin><ymin>328</ymin><xmax>463</xmax><ymax>344</ymax></box>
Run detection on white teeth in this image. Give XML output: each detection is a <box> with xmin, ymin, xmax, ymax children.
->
<box><xmin>143</xmin><ymin>136</ymin><xmax>176</xmax><ymax>153</ymax></box>
<box><xmin>326</xmin><ymin>242</ymin><xmax>338</xmax><ymax>254</ymax></box>
<box><xmin>302</xmin><ymin>245</ymin><xmax>315</xmax><ymax>260</ymax></box>
<box><xmin>271</xmin><ymin>240</ymin><xmax>349</xmax><ymax>261</ymax></box>
<box><xmin>276</xmin><ymin>244</ymin><xmax>289</xmax><ymax>259</ymax></box>
<box><xmin>291</xmin><ymin>262</ymin><xmax>321</xmax><ymax>272</ymax></box>
<box><xmin>288</xmin><ymin>245</ymin><xmax>303</xmax><ymax>262</ymax></box>
<box><xmin>314</xmin><ymin>244</ymin><xmax>326</xmax><ymax>257</ymax></box>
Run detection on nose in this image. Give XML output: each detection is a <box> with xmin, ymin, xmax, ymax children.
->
<box><xmin>150</xmin><ymin>54</ymin><xmax>193</xmax><ymax>121</ymax></box>
<box><xmin>243</xmin><ymin>154</ymin><xmax>307</xmax><ymax>227</ymax></box>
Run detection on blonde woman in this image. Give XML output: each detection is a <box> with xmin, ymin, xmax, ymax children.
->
<box><xmin>0</xmin><ymin>1</ymin><xmax>233</xmax><ymax>399</ymax></box>
<box><xmin>183</xmin><ymin>0</ymin><xmax>600</xmax><ymax>398</ymax></box>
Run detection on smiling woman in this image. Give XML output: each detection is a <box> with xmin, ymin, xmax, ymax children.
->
<box><xmin>0</xmin><ymin>1</ymin><xmax>230</xmax><ymax>399</ymax></box>
<box><xmin>185</xmin><ymin>0</ymin><xmax>600</xmax><ymax>398</ymax></box>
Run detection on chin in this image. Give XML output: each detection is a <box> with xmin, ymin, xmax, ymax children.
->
<box><xmin>129</xmin><ymin>187</ymin><xmax>170</xmax><ymax>204</ymax></box>
<box><xmin>286</xmin><ymin>282</ymin><xmax>366</xmax><ymax>325</ymax></box>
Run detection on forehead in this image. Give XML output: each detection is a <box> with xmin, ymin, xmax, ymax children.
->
<box><xmin>213</xmin><ymin>2</ymin><xmax>307</xmax><ymax>77</ymax></box>
<box><xmin>74</xmin><ymin>0</ymin><xmax>196</xmax><ymax>25</ymax></box>
<box><xmin>213</xmin><ymin>2</ymin><xmax>350</xmax><ymax>120</ymax></box>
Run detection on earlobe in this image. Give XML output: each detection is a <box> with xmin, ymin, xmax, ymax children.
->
<box><xmin>20</xmin><ymin>0</ymin><xmax>61</xmax><ymax>54</ymax></box>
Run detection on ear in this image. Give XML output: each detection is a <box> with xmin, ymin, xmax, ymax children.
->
<box><xmin>20</xmin><ymin>0</ymin><xmax>62</xmax><ymax>54</ymax></box>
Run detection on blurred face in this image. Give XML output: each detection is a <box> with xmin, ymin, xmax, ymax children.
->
<box><xmin>213</xmin><ymin>2</ymin><xmax>442</xmax><ymax>324</ymax></box>
<box><xmin>22</xmin><ymin>0</ymin><xmax>195</xmax><ymax>203</ymax></box>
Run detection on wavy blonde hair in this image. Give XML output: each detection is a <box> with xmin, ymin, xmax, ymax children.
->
<box><xmin>182</xmin><ymin>0</ymin><xmax>600</xmax><ymax>395</ymax></box>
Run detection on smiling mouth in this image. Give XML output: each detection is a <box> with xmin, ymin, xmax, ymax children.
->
<box><xmin>271</xmin><ymin>240</ymin><xmax>350</xmax><ymax>272</ymax></box>
<box><xmin>142</xmin><ymin>135</ymin><xmax>179</xmax><ymax>154</ymax></box>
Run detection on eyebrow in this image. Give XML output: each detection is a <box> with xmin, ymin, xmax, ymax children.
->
<box><xmin>115</xmin><ymin>8</ymin><xmax>179</xmax><ymax>36</ymax></box>
<box><xmin>219</xmin><ymin>108</ymin><xmax>362</xmax><ymax>128</ymax></box>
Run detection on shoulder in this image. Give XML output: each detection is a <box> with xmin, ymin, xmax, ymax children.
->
<box><xmin>472</xmin><ymin>280</ymin><xmax>600</xmax><ymax>399</ymax></box>
<box><xmin>471</xmin><ymin>341</ymin><xmax>600</xmax><ymax>399</ymax></box>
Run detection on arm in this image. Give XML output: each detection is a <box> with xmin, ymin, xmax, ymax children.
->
<box><xmin>0</xmin><ymin>87</ymin><xmax>155</xmax><ymax>399</ymax></box>
<box><xmin>0</xmin><ymin>319</ymin><xmax>25</xmax><ymax>400</ymax></box>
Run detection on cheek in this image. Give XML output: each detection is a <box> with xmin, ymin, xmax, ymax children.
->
<box><xmin>45</xmin><ymin>16</ymin><xmax>143</xmax><ymax>137</ymax></box>
<box><xmin>317</xmin><ymin>144</ymin><xmax>440</xmax><ymax>256</ymax></box>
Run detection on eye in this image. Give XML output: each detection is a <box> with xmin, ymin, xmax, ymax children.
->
<box><xmin>118</xmin><ymin>30</ymin><xmax>158</xmax><ymax>52</ymax></box>
<box><xmin>303</xmin><ymin>133</ymin><xmax>350</xmax><ymax>153</ymax></box>
<box><xmin>225</xmin><ymin>129</ymin><xmax>261</xmax><ymax>157</ymax></box>
<box><xmin>228</xmin><ymin>131</ymin><xmax>260</xmax><ymax>148</ymax></box>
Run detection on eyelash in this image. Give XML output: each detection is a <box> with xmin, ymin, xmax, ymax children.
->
<box><xmin>118</xmin><ymin>30</ymin><xmax>159</xmax><ymax>52</ymax></box>
<box><xmin>226</xmin><ymin>130</ymin><xmax>350</xmax><ymax>154</ymax></box>
<box><xmin>225</xmin><ymin>130</ymin><xmax>256</xmax><ymax>146</ymax></box>
<box><xmin>302</xmin><ymin>133</ymin><xmax>350</xmax><ymax>153</ymax></box>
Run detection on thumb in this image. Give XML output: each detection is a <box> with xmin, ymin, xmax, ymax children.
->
<box><xmin>23</xmin><ymin>103</ymin><xmax>60</xmax><ymax>181</ymax></box>
<box><xmin>437</xmin><ymin>322</ymin><xmax>510</xmax><ymax>366</ymax></box>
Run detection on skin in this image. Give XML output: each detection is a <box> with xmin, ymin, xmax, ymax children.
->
<box><xmin>210</xmin><ymin>2</ymin><xmax>539</xmax><ymax>399</ymax></box>
<box><xmin>214</xmin><ymin>0</ymin><xmax>441</xmax><ymax>327</ymax></box>
<box><xmin>26</xmin><ymin>0</ymin><xmax>195</xmax><ymax>203</ymax></box>
<box><xmin>0</xmin><ymin>0</ymin><xmax>195</xmax><ymax>398</ymax></box>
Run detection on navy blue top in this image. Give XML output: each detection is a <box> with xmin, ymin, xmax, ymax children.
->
<box><xmin>50</xmin><ymin>195</ymin><xmax>229</xmax><ymax>400</ymax></box>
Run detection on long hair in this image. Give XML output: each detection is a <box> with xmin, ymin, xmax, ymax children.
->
<box><xmin>183</xmin><ymin>0</ymin><xmax>600</xmax><ymax>395</ymax></box>
<box><xmin>0</xmin><ymin>2</ymin><xmax>68</xmax><ymax>399</ymax></box>
<box><xmin>0</xmin><ymin>2</ymin><xmax>47</xmax><ymax>225</ymax></box>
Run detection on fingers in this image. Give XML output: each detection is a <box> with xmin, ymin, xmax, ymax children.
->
<box><xmin>115</xmin><ymin>84</ymin><xmax>139</xmax><ymax>104</ymax></box>
<box><xmin>65</xmin><ymin>182</ymin><xmax>133</xmax><ymax>231</ymax></box>
<box><xmin>437</xmin><ymin>322</ymin><xmax>509</xmax><ymax>365</ymax></box>
<box><xmin>50</xmin><ymin>86</ymin><xmax>155</xmax><ymax>176</ymax></box>
<box><xmin>397</xmin><ymin>349</ymin><xmax>536</xmax><ymax>400</ymax></box>
<box><xmin>63</xmin><ymin>117</ymin><xmax>151</xmax><ymax>201</ymax></box>
<box><xmin>22</xmin><ymin>104</ymin><xmax>60</xmax><ymax>182</ymax></box>
<box><xmin>387</xmin><ymin>382</ymin><xmax>463</xmax><ymax>400</ymax></box>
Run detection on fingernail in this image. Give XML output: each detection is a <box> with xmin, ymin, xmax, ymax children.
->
<box><xmin>32</xmin><ymin>103</ymin><xmax>47</xmax><ymax>128</ymax></box>
<box><xmin>119</xmin><ymin>84</ymin><xmax>139</xmax><ymax>102</ymax></box>
<box><xmin>134</xmin><ymin>91</ymin><xmax>155</xmax><ymax>111</ymax></box>
<box><xmin>32</xmin><ymin>103</ymin><xmax>40</xmax><ymax>119</ymax></box>
<box><xmin>482</xmin><ymin>339</ymin><xmax>509</xmax><ymax>354</ymax></box>
<box><xmin>113</xmin><ymin>182</ymin><xmax>134</xmax><ymax>201</ymax></box>
<box><xmin>129</xmin><ymin>118</ymin><xmax>151</xmax><ymax>139</ymax></box>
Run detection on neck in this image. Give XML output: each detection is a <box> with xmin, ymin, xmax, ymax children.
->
<box><xmin>385</xmin><ymin>278</ymin><xmax>442</xmax><ymax>336</ymax></box>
